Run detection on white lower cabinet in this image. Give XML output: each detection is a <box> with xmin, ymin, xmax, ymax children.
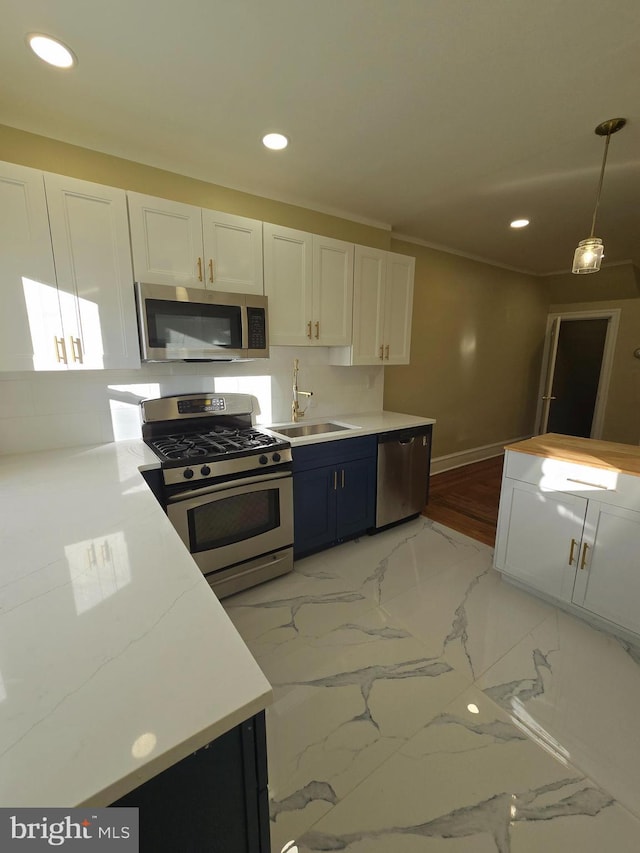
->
<box><xmin>495</xmin><ymin>478</ymin><xmax>587</xmax><ymax>603</ymax></box>
<box><xmin>0</xmin><ymin>161</ymin><xmax>139</xmax><ymax>371</ymax></box>
<box><xmin>572</xmin><ymin>500</ymin><xmax>640</xmax><ymax>636</ymax></box>
<box><xmin>495</xmin><ymin>450</ymin><xmax>640</xmax><ymax>639</ymax></box>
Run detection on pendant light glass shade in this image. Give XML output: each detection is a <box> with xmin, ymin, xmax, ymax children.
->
<box><xmin>571</xmin><ymin>117</ymin><xmax>626</xmax><ymax>275</ymax></box>
<box><xmin>572</xmin><ymin>237</ymin><xmax>604</xmax><ymax>274</ymax></box>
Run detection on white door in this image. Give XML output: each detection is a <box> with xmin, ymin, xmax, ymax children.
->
<box><xmin>202</xmin><ymin>210</ymin><xmax>263</xmax><ymax>295</ymax></box>
<box><xmin>45</xmin><ymin>174</ymin><xmax>140</xmax><ymax>369</ymax></box>
<box><xmin>383</xmin><ymin>252</ymin><xmax>414</xmax><ymax>364</ymax></box>
<box><xmin>0</xmin><ymin>162</ymin><xmax>63</xmax><ymax>371</ymax></box>
<box><xmin>495</xmin><ymin>478</ymin><xmax>586</xmax><ymax>602</ymax></box>
<box><xmin>350</xmin><ymin>245</ymin><xmax>386</xmax><ymax>364</ymax></box>
<box><xmin>572</xmin><ymin>500</ymin><xmax>640</xmax><ymax>636</ymax></box>
<box><xmin>312</xmin><ymin>235</ymin><xmax>354</xmax><ymax>346</ymax></box>
<box><xmin>538</xmin><ymin>317</ymin><xmax>561</xmax><ymax>433</ymax></box>
<box><xmin>127</xmin><ymin>192</ymin><xmax>205</xmax><ymax>288</ymax></box>
<box><xmin>263</xmin><ymin>223</ymin><xmax>313</xmax><ymax>345</ymax></box>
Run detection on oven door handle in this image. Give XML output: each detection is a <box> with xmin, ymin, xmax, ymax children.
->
<box><xmin>167</xmin><ymin>470</ymin><xmax>291</xmax><ymax>503</ymax></box>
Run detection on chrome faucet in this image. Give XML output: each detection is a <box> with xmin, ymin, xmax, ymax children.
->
<box><xmin>292</xmin><ymin>358</ymin><xmax>313</xmax><ymax>422</ymax></box>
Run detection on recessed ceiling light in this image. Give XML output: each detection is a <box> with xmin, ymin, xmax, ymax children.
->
<box><xmin>262</xmin><ymin>132</ymin><xmax>289</xmax><ymax>151</ymax></box>
<box><xmin>27</xmin><ymin>34</ymin><xmax>76</xmax><ymax>68</ymax></box>
<box><xmin>510</xmin><ymin>219</ymin><xmax>530</xmax><ymax>229</ymax></box>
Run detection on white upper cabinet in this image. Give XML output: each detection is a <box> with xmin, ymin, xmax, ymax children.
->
<box><xmin>0</xmin><ymin>162</ymin><xmax>139</xmax><ymax>371</ymax></box>
<box><xmin>127</xmin><ymin>193</ymin><xmax>204</xmax><ymax>288</ymax></box>
<box><xmin>384</xmin><ymin>252</ymin><xmax>414</xmax><ymax>364</ymax></box>
<box><xmin>128</xmin><ymin>192</ymin><xmax>263</xmax><ymax>295</ymax></box>
<box><xmin>44</xmin><ymin>173</ymin><xmax>140</xmax><ymax>370</ymax></box>
<box><xmin>350</xmin><ymin>246</ymin><xmax>386</xmax><ymax>363</ymax></box>
<box><xmin>201</xmin><ymin>209</ymin><xmax>263</xmax><ymax>295</ymax></box>
<box><xmin>264</xmin><ymin>224</ymin><xmax>354</xmax><ymax>346</ymax></box>
<box><xmin>0</xmin><ymin>162</ymin><xmax>62</xmax><ymax>371</ymax></box>
<box><xmin>263</xmin><ymin>224</ymin><xmax>313</xmax><ymax>345</ymax></box>
<box><xmin>313</xmin><ymin>235</ymin><xmax>354</xmax><ymax>346</ymax></box>
<box><xmin>330</xmin><ymin>246</ymin><xmax>415</xmax><ymax>366</ymax></box>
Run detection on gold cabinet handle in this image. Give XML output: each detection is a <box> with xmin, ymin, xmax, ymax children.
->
<box><xmin>70</xmin><ymin>336</ymin><xmax>83</xmax><ymax>364</ymax></box>
<box><xmin>379</xmin><ymin>345</ymin><xmax>384</xmax><ymax>360</ymax></box>
<box><xmin>341</xmin><ymin>469</ymin><xmax>345</xmax><ymax>488</ymax></box>
<box><xmin>541</xmin><ymin>395</ymin><xmax>557</xmax><ymax>401</ymax></box>
<box><xmin>315</xmin><ymin>321</ymin><xmax>320</xmax><ymax>339</ymax></box>
<box><xmin>580</xmin><ymin>542</ymin><xmax>590</xmax><ymax>570</ymax></box>
<box><xmin>197</xmin><ymin>257</ymin><xmax>203</xmax><ymax>281</ymax></box>
<box><xmin>209</xmin><ymin>258</ymin><xmax>214</xmax><ymax>283</ymax></box>
<box><xmin>333</xmin><ymin>470</ymin><xmax>338</xmax><ymax>490</ymax></box>
<box><xmin>54</xmin><ymin>336</ymin><xmax>68</xmax><ymax>364</ymax></box>
<box><xmin>568</xmin><ymin>538</ymin><xmax>578</xmax><ymax>566</ymax></box>
<box><xmin>307</xmin><ymin>321</ymin><xmax>312</xmax><ymax>339</ymax></box>
<box><xmin>385</xmin><ymin>344</ymin><xmax>390</xmax><ymax>360</ymax></box>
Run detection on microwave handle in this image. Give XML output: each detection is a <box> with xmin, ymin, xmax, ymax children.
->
<box><xmin>167</xmin><ymin>470</ymin><xmax>290</xmax><ymax>503</ymax></box>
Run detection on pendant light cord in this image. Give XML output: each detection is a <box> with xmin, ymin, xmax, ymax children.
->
<box><xmin>589</xmin><ymin>132</ymin><xmax>612</xmax><ymax>238</ymax></box>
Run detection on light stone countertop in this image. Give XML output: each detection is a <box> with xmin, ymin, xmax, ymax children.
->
<box><xmin>264</xmin><ymin>410</ymin><xmax>436</xmax><ymax>445</ymax></box>
<box><xmin>0</xmin><ymin>409</ymin><xmax>435</xmax><ymax>809</ymax></box>
<box><xmin>0</xmin><ymin>440</ymin><xmax>271</xmax><ymax>808</ymax></box>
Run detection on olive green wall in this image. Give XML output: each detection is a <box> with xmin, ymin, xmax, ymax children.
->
<box><xmin>545</xmin><ymin>263</ymin><xmax>640</xmax><ymax>445</ymax></box>
<box><xmin>0</xmin><ymin>124</ymin><xmax>391</xmax><ymax>249</ymax></box>
<box><xmin>384</xmin><ymin>240</ymin><xmax>548</xmax><ymax>457</ymax></box>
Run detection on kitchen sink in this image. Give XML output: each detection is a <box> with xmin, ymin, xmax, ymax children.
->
<box><xmin>271</xmin><ymin>422</ymin><xmax>355</xmax><ymax>438</ymax></box>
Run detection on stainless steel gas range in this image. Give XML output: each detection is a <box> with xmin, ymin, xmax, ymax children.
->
<box><xmin>141</xmin><ymin>393</ymin><xmax>293</xmax><ymax>599</ymax></box>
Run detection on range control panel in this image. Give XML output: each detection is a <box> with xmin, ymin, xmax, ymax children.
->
<box><xmin>177</xmin><ymin>397</ymin><xmax>226</xmax><ymax>415</ymax></box>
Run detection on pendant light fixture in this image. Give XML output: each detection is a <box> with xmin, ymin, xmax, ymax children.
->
<box><xmin>572</xmin><ymin>117</ymin><xmax>626</xmax><ymax>274</ymax></box>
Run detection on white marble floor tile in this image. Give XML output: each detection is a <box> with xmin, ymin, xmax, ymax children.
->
<box><xmin>266</xmin><ymin>628</ymin><xmax>469</xmax><ymax>852</ymax></box>
<box><xmin>476</xmin><ymin>606</ymin><xmax>640</xmax><ymax>820</ymax></box>
<box><xmin>382</xmin><ymin>554</ymin><xmax>553</xmax><ymax>682</ymax></box>
<box><xmin>222</xmin><ymin>520</ymin><xmax>640</xmax><ymax>853</ymax></box>
<box><xmin>297</xmin><ymin>519</ymin><xmax>488</xmax><ymax>606</ymax></box>
<box><xmin>295</xmin><ymin>686</ymin><xmax>640</xmax><ymax>852</ymax></box>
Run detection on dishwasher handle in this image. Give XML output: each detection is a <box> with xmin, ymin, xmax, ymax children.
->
<box><xmin>377</xmin><ymin>427</ymin><xmax>431</xmax><ymax>446</ymax></box>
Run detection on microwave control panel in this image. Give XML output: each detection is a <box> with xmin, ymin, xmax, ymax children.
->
<box><xmin>247</xmin><ymin>307</ymin><xmax>267</xmax><ymax>349</ymax></box>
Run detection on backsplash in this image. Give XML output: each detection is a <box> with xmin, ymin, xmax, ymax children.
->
<box><xmin>0</xmin><ymin>347</ymin><xmax>384</xmax><ymax>454</ymax></box>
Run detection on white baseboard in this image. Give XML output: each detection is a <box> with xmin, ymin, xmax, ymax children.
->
<box><xmin>430</xmin><ymin>435</ymin><xmax>531</xmax><ymax>475</ymax></box>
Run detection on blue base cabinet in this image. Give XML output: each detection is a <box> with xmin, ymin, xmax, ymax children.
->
<box><xmin>293</xmin><ymin>436</ymin><xmax>377</xmax><ymax>558</ymax></box>
<box><xmin>112</xmin><ymin>712</ymin><xmax>270</xmax><ymax>853</ymax></box>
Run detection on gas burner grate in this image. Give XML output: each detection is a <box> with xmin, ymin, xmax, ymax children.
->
<box><xmin>147</xmin><ymin>427</ymin><xmax>282</xmax><ymax>463</ymax></box>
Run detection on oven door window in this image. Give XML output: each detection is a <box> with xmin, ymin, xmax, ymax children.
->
<box><xmin>188</xmin><ymin>489</ymin><xmax>280</xmax><ymax>553</ymax></box>
<box><xmin>145</xmin><ymin>298</ymin><xmax>243</xmax><ymax>351</ymax></box>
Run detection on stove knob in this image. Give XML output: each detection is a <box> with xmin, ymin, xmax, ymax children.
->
<box><xmin>201</xmin><ymin>465</ymin><xmax>211</xmax><ymax>476</ymax></box>
<box><xmin>183</xmin><ymin>468</ymin><xmax>194</xmax><ymax>479</ymax></box>
<box><xmin>259</xmin><ymin>454</ymin><xmax>269</xmax><ymax>465</ymax></box>
<box><xmin>272</xmin><ymin>452</ymin><xmax>281</xmax><ymax>462</ymax></box>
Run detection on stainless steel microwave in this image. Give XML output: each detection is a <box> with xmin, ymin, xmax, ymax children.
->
<box><xmin>134</xmin><ymin>282</ymin><xmax>269</xmax><ymax>361</ymax></box>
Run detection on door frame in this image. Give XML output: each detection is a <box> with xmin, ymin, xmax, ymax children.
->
<box><xmin>534</xmin><ymin>308</ymin><xmax>620</xmax><ymax>438</ymax></box>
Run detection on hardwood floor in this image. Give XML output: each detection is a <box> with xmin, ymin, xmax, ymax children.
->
<box><xmin>422</xmin><ymin>455</ymin><xmax>504</xmax><ymax>547</ymax></box>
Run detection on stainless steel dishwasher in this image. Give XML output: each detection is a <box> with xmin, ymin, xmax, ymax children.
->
<box><xmin>376</xmin><ymin>425</ymin><xmax>432</xmax><ymax>529</ymax></box>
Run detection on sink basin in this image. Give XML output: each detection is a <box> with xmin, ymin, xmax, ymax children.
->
<box><xmin>272</xmin><ymin>422</ymin><xmax>354</xmax><ymax>438</ymax></box>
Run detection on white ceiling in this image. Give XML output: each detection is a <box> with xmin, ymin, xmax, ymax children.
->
<box><xmin>2</xmin><ymin>0</ymin><xmax>639</xmax><ymax>275</ymax></box>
